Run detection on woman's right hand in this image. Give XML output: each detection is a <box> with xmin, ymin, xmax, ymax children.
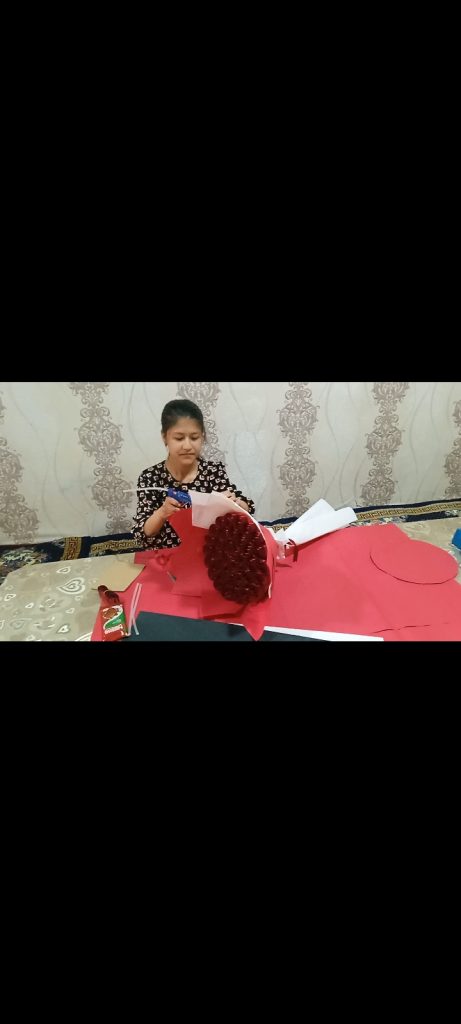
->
<box><xmin>160</xmin><ymin>496</ymin><xmax>183</xmax><ymax>521</ymax></box>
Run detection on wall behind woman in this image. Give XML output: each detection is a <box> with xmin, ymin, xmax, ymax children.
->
<box><xmin>0</xmin><ymin>382</ymin><xmax>459</xmax><ymax>543</ymax></box>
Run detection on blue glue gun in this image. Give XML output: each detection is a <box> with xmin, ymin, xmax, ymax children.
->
<box><xmin>135</xmin><ymin>485</ymin><xmax>192</xmax><ymax>508</ymax></box>
<box><xmin>167</xmin><ymin>488</ymin><xmax>192</xmax><ymax>508</ymax></box>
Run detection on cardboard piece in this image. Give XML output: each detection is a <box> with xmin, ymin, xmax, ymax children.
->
<box><xmin>95</xmin><ymin>557</ymin><xmax>145</xmax><ymax>592</ymax></box>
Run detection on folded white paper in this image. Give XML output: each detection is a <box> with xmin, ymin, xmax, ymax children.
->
<box><xmin>264</xmin><ymin>626</ymin><xmax>383</xmax><ymax>642</ymax></box>
<box><xmin>270</xmin><ymin>499</ymin><xmax>357</xmax><ymax>547</ymax></box>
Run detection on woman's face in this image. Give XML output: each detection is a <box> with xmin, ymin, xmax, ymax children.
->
<box><xmin>163</xmin><ymin>417</ymin><xmax>204</xmax><ymax>465</ymax></box>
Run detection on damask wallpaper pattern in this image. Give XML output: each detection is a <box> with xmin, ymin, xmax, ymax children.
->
<box><xmin>361</xmin><ymin>381</ymin><xmax>410</xmax><ymax>505</ymax></box>
<box><xmin>445</xmin><ymin>399</ymin><xmax>461</xmax><ymax>498</ymax></box>
<box><xmin>279</xmin><ymin>383</ymin><xmax>319</xmax><ymax>518</ymax></box>
<box><xmin>1</xmin><ymin>382</ymin><xmax>459</xmax><ymax>543</ymax></box>
<box><xmin>0</xmin><ymin>392</ymin><xmax>39</xmax><ymax>541</ymax></box>
<box><xmin>67</xmin><ymin>383</ymin><xmax>132</xmax><ymax>534</ymax></box>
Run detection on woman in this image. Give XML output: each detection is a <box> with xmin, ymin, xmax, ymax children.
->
<box><xmin>133</xmin><ymin>399</ymin><xmax>255</xmax><ymax>549</ymax></box>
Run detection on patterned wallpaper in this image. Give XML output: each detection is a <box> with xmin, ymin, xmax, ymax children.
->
<box><xmin>0</xmin><ymin>382</ymin><xmax>460</xmax><ymax>543</ymax></box>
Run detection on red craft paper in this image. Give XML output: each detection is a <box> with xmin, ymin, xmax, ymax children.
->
<box><xmin>262</xmin><ymin>525</ymin><xmax>461</xmax><ymax>635</ymax></box>
<box><xmin>375</xmin><ymin>623</ymin><xmax>461</xmax><ymax>641</ymax></box>
<box><xmin>370</xmin><ymin>530</ymin><xmax>458</xmax><ymax>584</ymax></box>
<box><xmin>134</xmin><ymin>549</ymin><xmax>173</xmax><ymax>572</ymax></box>
<box><xmin>168</xmin><ymin>509</ymin><xmax>210</xmax><ymax>597</ymax></box>
<box><xmin>92</xmin><ymin>523</ymin><xmax>461</xmax><ymax>641</ymax></box>
<box><xmin>208</xmin><ymin>524</ymin><xmax>461</xmax><ymax>639</ymax></box>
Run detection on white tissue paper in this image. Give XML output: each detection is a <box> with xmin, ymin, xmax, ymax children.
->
<box><xmin>269</xmin><ymin>499</ymin><xmax>357</xmax><ymax>548</ymax></box>
<box><xmin>190</xmin><ymin>491</ymin><xmax>262</xmax><ymax>532</ymax></box>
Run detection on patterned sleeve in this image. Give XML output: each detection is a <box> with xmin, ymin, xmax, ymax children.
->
<box><xmin>212</xmin><ymin>462</ymin><xmax>256</xmax><ymax>517</ymax></box>
<box><xmin>132</xmin><ymin>468</ymin><xmax>164</xmax><ymax>545</ymax></box>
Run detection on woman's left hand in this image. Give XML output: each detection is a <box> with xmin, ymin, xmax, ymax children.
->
<box><xmin>222</xmin><ymin>491</ymin><xmax>249</xmax><ymax>513</ymax></box>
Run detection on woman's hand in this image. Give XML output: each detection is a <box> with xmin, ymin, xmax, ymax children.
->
<box><xmin>143</xmin><ymin>497</ymin><xmax>185</xmax><ymax>539</ymax></box>
<box><xmin>222</xmin><ymin>491</ymin><xmax>250</xmax><ymax>513</ymax></box>
<box><xmin>161</xmin><ymin>496</ymin><xmax>183</xmax><ymax>521</ymax></box>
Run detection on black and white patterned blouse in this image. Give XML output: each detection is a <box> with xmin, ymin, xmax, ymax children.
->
<box><xmin>133</xmin><ymin>459</ymin><xmax>256</xmax><ymax>549</ymax></box>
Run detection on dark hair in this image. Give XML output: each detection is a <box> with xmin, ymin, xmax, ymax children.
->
<box><xmin>161</xmin><ymin>399</ymin><xmax>205</xmax><ymax>436</ymax></box>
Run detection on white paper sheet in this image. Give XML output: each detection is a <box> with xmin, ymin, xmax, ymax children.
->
<box><xmin>271</xmin><ymin>499</ymin><xmax>357</xmax><ymax>547</ymax></box>
<box><xmin>264</xmin><ymin>626</ymin><xmax>383</xmax><ymax>642</ymax></box>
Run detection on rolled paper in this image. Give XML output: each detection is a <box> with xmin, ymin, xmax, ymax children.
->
<box><xmin>274</xmin><ymin>499</ymin><xmax>357</xmax><ymax>548</ymax></box>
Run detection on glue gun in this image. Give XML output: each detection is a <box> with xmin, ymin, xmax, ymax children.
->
<box><xmin>167</xmin><ymin>488</ymin><xmax>192</xmax><ymax>507</ymax></box>
<box><xmin>134</xmin><ymin>485</ymin><xmax>192</xmax><ymax>507</ymax></box>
